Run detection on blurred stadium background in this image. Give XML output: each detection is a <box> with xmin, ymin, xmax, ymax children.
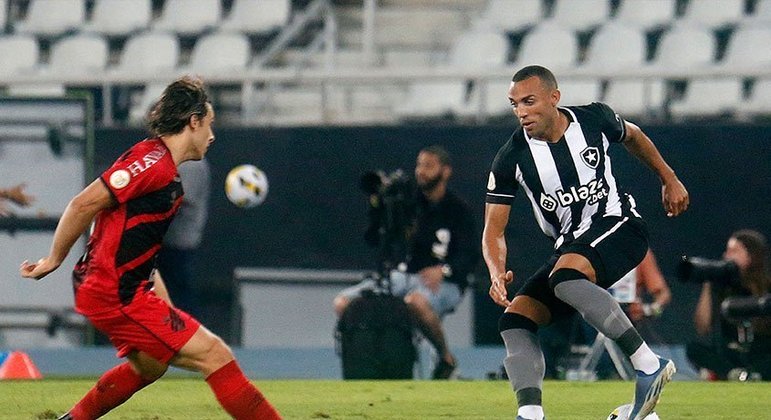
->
<box><xmin>0</xmin><ymin>0</ymin><xmax>770</xmax><ymax>380</ymax></box>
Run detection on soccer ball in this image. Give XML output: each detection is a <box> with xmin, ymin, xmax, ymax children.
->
<box><xmin>225</xmin><ymin>164</ymin><xmax>269</xmax><ymax>208</ymax></box>
<box><xmin>607</xmin><ymin>404</ymin><xmax>660</xmax><ymax>420</ymax></box>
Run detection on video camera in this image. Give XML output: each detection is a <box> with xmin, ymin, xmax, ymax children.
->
<box><xmin>360</xmin><ymin>170</ymin><xmax>417</xmax><ymax>275</ymax></box>
<box><xmin>677</xmin><ymin>256</ymin><xmax>741</xmax><ymax>288</ymax></box>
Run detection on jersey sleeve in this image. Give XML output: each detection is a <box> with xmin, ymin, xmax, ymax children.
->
<box><xmin>485</xmin><ymin>138</ymin><xmax>519</xmax><ymax>205</ymax></box>
<box><xmin>590</xmin><ymin>102</ymin><xmax>626</xmax><ymax>143</ymax></box>
<box><xmin>100</xmin><ymin>142</ymin><xmax>173</xmax><ymax>204</ymax></box>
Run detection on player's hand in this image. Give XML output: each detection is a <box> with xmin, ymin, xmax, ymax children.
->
<box><xmin>489</xmin><ymin>271</ymin><xmax>514</xmax><ymax>307</ymax></box>
<box><xmin>20</xmin><ymin>257</ymin><xmax>60</xmax><ymax>280</ymax></box>
<box><xmin>5</xmin><ymin>183</ymin><xmax>35</xmax><ymax>207</ymax></box>
<box><xmin>662</xmin><ymin>177</ymin><xmax>689</xmax><ymax>217</ymax></box>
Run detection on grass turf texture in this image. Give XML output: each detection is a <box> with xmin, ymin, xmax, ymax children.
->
<box><xmin>0</xmin><ymin>379</ymin><xmax>768</xmax><ymax>419</ymax></box>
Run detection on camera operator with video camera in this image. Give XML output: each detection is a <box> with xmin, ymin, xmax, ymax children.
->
<box><xmin>682</xmin><ymin>229</ymin><xmax>771</xmax><ymax>381</ymax></box>
<box><xmin>334</xmin><ymin>145</ymin><xmax>479</xmax><ymax>379</ymax></box>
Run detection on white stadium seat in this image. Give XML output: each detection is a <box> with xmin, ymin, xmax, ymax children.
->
<box><xmin>582</xmin><ymin>22</ymin><xmax>647</xmax><ymax>71</ymax></box>
<box><xmin>153</xmin><ymin>0</ymin><xmax>222</xmax><ymax>36</ymax></box>
<box><xmin>736</xmin><ymin>77</ymin><xmax>771</xmax><ymax>117</ymax></box>
<box><xmin>513</xmin><ymin>20</ymin><xmax>579</xmax><ymax>71</ymax></box>
<box><xmin>614</xmin><ymin>0</ymin><xmax>676</xmax><ymax>30</ymax></box>
<box><xmin>15</xmin><ymin>0</ymin><xmax>85</xmax><ymax>37</ymax></box>
<box><xmin>449</xmin><ymin>30</ymin><xmax>510</xmax><ymax>70</ymax></box>
<box><xmin>550</xmin><ymin>0</ymin><xmax>610</xmax><ymax>32</ymax></box>
<box><xmin>221</xmin><ymin>0</ymin><xmax>291</xmax><ymax>35</ymax></box>
<box><xmin>474</xmin><ymin>0</ymin><xmax>543</xmax><ymax>33</ymax></box>
<box><xmin>680</xmin><ymin>0</ymin><xmax>745</xmax><ymax>29</ymax></box>
<box><xmin>719</xmin><ymin>25</ymin><xmax>771</xmax><ymax>70</ymax></box>
<box><xmin>114</xmin><ymin>32</ymin><xmax>180</xmax><ymax>75</ymax></box>
<box><xmin>604</xmin><ymin>79</ymin><xmax>666</xmax><ymax>118</ymax></box>
<box><xmin>188</xmin><ymin>31</ymin><xmax>251</xmax><ymax>73</ymax></box>
<box><xmin>558</xmin><ymin>78</ymin><xmax>602</xmax><ymax>106</ymax></box>
<box><xmin>83</xmin><ymin>0</ymin><xmax>152</xmax><ymax>37</ymax></box>
<box><xmin>0</xmin><ymin>35</ymin><xmax>38</xmax><ymax>77</ymax></box>
<box><xmin>669</xmin><ymin>78</ymin><xmax>743</xmax><ymax>118</ymax></box>
<box><xmin>651</xmin><ymin>22</ymin><xmax>716</xmax><ymax>69</ymax></box>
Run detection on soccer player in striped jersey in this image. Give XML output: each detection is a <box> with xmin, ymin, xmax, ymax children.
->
<box><xmin>21</xmin><ymin>77</ymin><xmax>281</xmax><ymax>420</ymax></box>
<box><xmin>482</xmin><ymin>66</ymin><xmax>689</xmax><ymax>420</ymax></box>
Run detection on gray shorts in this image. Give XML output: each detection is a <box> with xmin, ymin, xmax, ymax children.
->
<box><xmin>337</xmin><ymin>270</ymin><xmax>463</xmax><ymax>318</ymax></box>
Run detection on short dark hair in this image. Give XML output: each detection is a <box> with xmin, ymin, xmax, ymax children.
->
<box><xmin>420</xmin><ymin>145</ymin><xmax>451</xmax><ymax>166</ymax></box>
<box><xmin>147</xmin><ymin>76</ymin><xmax>210</xmax><ymax>137</ymax></box>
<box><xmin>512</xmin><ymin>65</ymin><xmax>558</xmax><ymax>90</ymax></box>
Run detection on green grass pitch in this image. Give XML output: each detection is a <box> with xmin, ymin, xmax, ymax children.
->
<box><xmin>1</xmin><ymin>379</ymin><xmax>769</xmax><ymax>419</ymax></box>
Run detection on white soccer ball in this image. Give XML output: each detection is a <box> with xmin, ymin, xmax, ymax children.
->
<box><xmin>607</xmin><ymin>404</ymin><xmax>660</xmax><ymax>420</ymax></box>
<box><xmin>225</xmin><ymin>164</ymin><xmax>269</xmax><ymax>208</ymax></box>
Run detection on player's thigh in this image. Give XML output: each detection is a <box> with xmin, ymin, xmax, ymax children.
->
<box><xmin>171</xmin><ymin>325</ymin><xmax>234</xmax><ymax>376</ymax></box>
<box><xmin>511</xmin><ymin>256</ymin><xmax>574</xmax><ymax>325</ymax></box>
<box><xmin>561</xmin><ymin>216</ymin><xmax>649</xmax><ymax>289</ymax></box>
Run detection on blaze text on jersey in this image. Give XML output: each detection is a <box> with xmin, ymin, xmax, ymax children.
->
<box><xmin>541</xmin><ymin>178</ymin><xmax>609</xmax><ymax>210</ymax></box>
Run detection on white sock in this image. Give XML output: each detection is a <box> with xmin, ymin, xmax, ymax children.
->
<box><xmin>629</xmin><ymin>342</ymin><xmax>660</xmax><ymax>374</ymax></box>
<box><xmin>518</xmin><ymin>405</ymin><xmax>544</xmax><ymax>420</ymax></box>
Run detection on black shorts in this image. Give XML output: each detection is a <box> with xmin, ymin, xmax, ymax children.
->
<box><xmin>515</xmin><ymin>215</ymin><xmax>649</xmax><ymax>322</ymax></box>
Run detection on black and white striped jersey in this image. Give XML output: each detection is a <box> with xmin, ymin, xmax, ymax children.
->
<box><xmin>486</xmin><ymin>102</ymin><xmax>641</xmax><ymax>248</ymax></box>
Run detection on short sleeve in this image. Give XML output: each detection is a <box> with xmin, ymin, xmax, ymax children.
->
<box><xmin>591</xmin><ymin>102</ymin><xmax>626</xmax><ymax>143</ymax></box>
<box><xmin>485</xmin><ymin>139</ymin><xmax>519</xmax><ymax>205</ymax></box>
<box><xmin>100</xmin><ymin>142</ymin><xmax>174</xmax><ymax>204</ymax></box>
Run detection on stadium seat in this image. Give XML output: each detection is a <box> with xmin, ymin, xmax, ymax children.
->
<box><xmin>719</xmin><ymin>25</ymin><xmax>771</xmax><ymax>71</ymax></box>
<box><xmin>581</xmin><ymin>22</ymin><xmax>647</xmax><ymax>72</ymax></box>
<box><xmin>550</xmin><ymin>0</ymin><xmax>610</xmax><ymax>32</ymax></box>
<box><xmin>613</xmin><ymin>0</ymin><xmax>676</xmax><ymax>30</ymax></box>
<box><xmin>558</xmin><ymin>78</ymin><xmax>602</xmax><ymax>106</ymax></box>
<box><xmin>736</xmin><ymin>77</ymin><xmax>771</xmax><ymax>117</ymax></box>
<box><xmin>680</xmin><ymin>0</ymin><xmax>745</xmax><ymax>29</ymax></box>
<box><xmin>153</xmin><ymin>0</ymin><xmax>222</xmax><ymax>36</ymax></box>
<box><xmin>129</xmin><ymin>83</ymin><xmax>168</xmax><ymax>123</ymax></box>
<box><xmin>187</xmin><ymin>31</ymin><xmax>251</xmax><ymax>73</ymax></box>
<box><xmin>14</xmin><ymin>0</ymin><xmax>86</xmax><ymax>37</ymax></box>
<box><xmin>10</xmin><ymin>34</ymin><xmax>109</xmax><ymax>97</ymax></box>
<box><xmin>113</xmin><ymin>32</ymin><xmax>180</xmax><ymax>76</ymax></box>
<box><xmin>82</xmin><ymin>0</ymin><xmax>152</xmax><ymax>37</ymax></box>
<box><xmin>650</xmin><ymin>22</ymin><xmax>716</xmax><ymax>70</ymax></box>
<box><xmin>395</xmin><ymin>29</ymin><xmax>509</xmax><ymax>119</ymax></box>
<box><xmin>604</xmin><ymin>79</ymin><xmax>666</xmax><ymax>118</ymax></box>
<box><xmin>747</xmin><ymin>0</ymin><xmax>771</xmax><ymax>24</ymax></box>
<box><xmin>0</xmin><ymin>0</ymin><xmax>6</xmax><ymax>31</ymax></box>
<box><xmin>669</xmin><ymin>78</ymin><xmax>743</xmax><ymax>118</ymax></box>
<box><xmin>513</xmin><ymin>20</ymin><xmax>579</xmax><ymax>71</ymax></box>
<box><xmin>221</xmin><ymin>0</ymin><xmax>292</xmax><ymax>35</ymax></box>
<box><xmin>0</xmin><ymin>35</ymin><xmax>39</xmax><ymax>78</ymax></box>
<box><xmin>473</xmin><ymin>0</ymin><xmax>543</xmax><ymax>33</ymax></box>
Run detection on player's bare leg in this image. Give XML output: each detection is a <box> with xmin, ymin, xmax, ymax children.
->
<box><xmin>500</xmin><ymin>296</ymin><xmax>550</xmax><ymax>420</ymax></box>
<box><xmin>172</xmin><ymin>326</ymin><xmax>282</xmax><ymax>419</ymax></box>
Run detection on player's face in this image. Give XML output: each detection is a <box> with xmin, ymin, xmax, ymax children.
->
<box><xmin>724</xmin><ymin>237</ymin><xmax>751</xmax><ymax>272</ymax></box>
<box><xmin>508</xmin><ymin>76</ymin><xmax>560</xmax><ymax>139</ymax></box>
<box><xmin>191</xmin><ymin>103</ymin><xmax>215</xmax><ymax>159</ymax></box>
<box><xmin>415</xmin><ymin>151</ymin><xmax>447</xmax><ymax>191</ymax></box>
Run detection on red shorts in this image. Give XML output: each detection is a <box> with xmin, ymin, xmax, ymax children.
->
<box><xmin>85</xmin><ymin>292</ymin><xmax>201</xmax><ymax>363</ymax></box>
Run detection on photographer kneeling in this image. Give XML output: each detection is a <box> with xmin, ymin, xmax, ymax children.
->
<box><xmin>334</xmin><ymin>145</ymin><xmax>479</xmax><ymax>379</ymax></box>
<box><xmin>682</xmin><ymin>230</ymin><xmax>771</xmax><ymax>380</ymax></box>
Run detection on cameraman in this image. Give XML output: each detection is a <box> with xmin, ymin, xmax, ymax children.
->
<box><xmin>334</xmin><ymin>145</ymin><xmax>479</xmax><ymax>379</ymax></box>
<box><xmin>685</xmin><ymin>229</ymin><xmax>771</xmax><ymax>380</ymax></box>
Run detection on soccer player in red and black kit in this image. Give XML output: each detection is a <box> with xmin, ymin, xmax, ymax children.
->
<box><xmin>20</xmin><ymin>77</ymin><xmax>281</xmax><ymax>420</ymax></box>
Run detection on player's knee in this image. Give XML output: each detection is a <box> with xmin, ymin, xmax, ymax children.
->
<box><xmin>498</xmin><ymin>312</ymin><xmax>538</xmax><ymax>334</ymax></box>
<box><xmin>548</xmin><ymin>268</ymin><xmax>587</xmax><ymax>291</ymax></box>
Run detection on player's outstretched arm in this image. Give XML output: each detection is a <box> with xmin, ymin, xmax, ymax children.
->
<box><xmin>483</xmin><ymin>203</ymin><xmax>514</xmax><ymax>307</ymax></box>
<box><xmin>20</xmin><ymin>179</ymin><xmax>114</xmax><ymax>280</ymax></box>
<box><xmin>622</xmin><ymin>121</ymin><xmax>690</xmax><ymax>217</ymax></box>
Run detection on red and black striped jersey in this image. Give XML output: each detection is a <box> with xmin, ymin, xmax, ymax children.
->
<box><xmin>74</xmin><ymin>138</ymin><xmax>183</xmax><ymax>313</ymax></box>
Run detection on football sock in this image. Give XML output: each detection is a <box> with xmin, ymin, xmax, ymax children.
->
<box><xmin>501</xmin><ymin>329</ymin><xmax>544</xmax><ymax>409</ymax></box>
<box><xmin>206</xmin><ymin>360</ymin><xmax>281</xmax><ymax>419</ymax></box>
<box><xmin>69</xmin><ymin>362</ymin><xmax>154</xmax><ymax>419</ymax></box>
<box><xmin>629</xmin><ymin>342</ymin><xmax>660</xmax><ymax>375</ymax></box>
<box><xmin>553</xmin><ymin>278</ymin><xmax>635</xmax><ymax>341</ymax></box>
<box><xmin>518</xmin><ymin>405</ymin><xmax>545</xmax><ymax>420</ymax></box>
